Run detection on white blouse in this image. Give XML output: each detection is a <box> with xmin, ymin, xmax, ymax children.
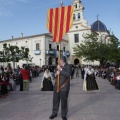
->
<box><xmin>116</xmin><ymin>75</ymin><xmax>120</xmax><ymax>80</ymax></box>
<box><xmin>84</xmin><ymin>69</ymin><xmax>94</xmax><ymax>80</ymax></box>
<box><xmin>40</xmin><ymin>71</ymin><xmax>54</xmax><ymax>88</ymax></box>
<box><xmin>87</xmin><ymin>70</ymin><xmax>94</xmax><ymax>75</ymax></box>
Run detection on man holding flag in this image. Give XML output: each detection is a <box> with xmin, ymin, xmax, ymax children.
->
<box><xmin>49</xmin><ymin>56</ymin><xmax>72</xmax><ymax>120</ymax></box>
<box><xmin>47</xmin><ymin>1</ymin><xmax>74</xmax><ymax>120</ymax></box>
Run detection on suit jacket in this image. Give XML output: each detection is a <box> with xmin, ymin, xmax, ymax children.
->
<box><xmin>54</xmin><ymin>63</ymin><xmax>72</xmax><ymax>92</ymax></box>
<box><xmin>81</xmin><ymin>69</ymin><xmax>85</xmax><ymax>75</ymax></box>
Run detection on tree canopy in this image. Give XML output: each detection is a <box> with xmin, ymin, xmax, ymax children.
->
<box><xmin>0</xmin><ymin>43</ymin><xmax>32</xmax><ymax>68</ymax></box>
<box><xmin>73</xmin><ymin>33</ymin><xmax>120</xmax><ymax>66</ymax></box>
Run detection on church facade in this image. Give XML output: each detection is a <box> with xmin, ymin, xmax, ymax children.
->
<box><xmin>0</xmin><ymin>0</ymin><xmax>111</xmax><ymax>67</ymax></box>
<box><xmin>68</xmin><ymin>0</ymin><xmax>110</xmax><ymax>65</ymax></box>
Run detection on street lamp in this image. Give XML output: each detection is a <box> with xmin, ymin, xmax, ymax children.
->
<box><xmin>40</xmin><ymin>59</ymin><xmax>41</xmax><ymax>67</ymax></box>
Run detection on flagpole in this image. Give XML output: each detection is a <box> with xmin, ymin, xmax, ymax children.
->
<box><xmin>60</xmin><ymin>0</ymin><xmax>63</xmax><ymax>7</ymax></box>
<box><xmin>56</xmin><ymin>0</ymin><xmax>63</xmax><ymax>93</ymax></box>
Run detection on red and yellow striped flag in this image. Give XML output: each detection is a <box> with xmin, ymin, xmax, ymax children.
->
<box><xmin>47</xmin><ymin>6</ymin><xmax>74</xmax><ymax>42</ymax></box>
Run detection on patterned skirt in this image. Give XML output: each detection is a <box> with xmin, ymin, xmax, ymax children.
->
<box><xmin>86</xmin><ymin>74</ymin><xmax>99</xmax><ymax>91</ymax></box>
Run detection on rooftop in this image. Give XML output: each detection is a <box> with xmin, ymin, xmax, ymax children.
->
<box><xmin>91</xmin><ymin>20</ymin><xmax>107</xmax><ymax>32</ymax></box>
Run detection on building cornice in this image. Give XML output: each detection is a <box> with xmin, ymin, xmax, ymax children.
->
<box><xmin>0</xmin><ymin>33</ymin><xmax>68</xmax><ymax>43</ymax></box>
<box><xmin>0</xmin><ymin>33</ymin><xmax>50</xmax><ymax>43</ymax></box>
<box><xmin>73</xmin><ymin>22</ymin><xmax>90</xmax><ymax>29</ymax></box>
<box><xmin>69</xmin><ymin>28</ymin><xmax>91</xmax><ymax>33</ymax></box>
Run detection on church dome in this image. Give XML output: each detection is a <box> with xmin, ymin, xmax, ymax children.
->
<box><xmin>91</xmin><ymin>20</ymin><xmax>107</xmax><ymax>32</ymax></box>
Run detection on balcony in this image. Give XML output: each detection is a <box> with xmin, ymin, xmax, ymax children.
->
<box><xmin>34</xmin><ymin>50</ymin><xmax>41</xmax><ymax>55</ymax></box>
<box><xmin>46</xmin><ymin>49</ymin><xmax>70</xmax><ymax>57</ymax></box>
<box><xmin>66</xmin><ymin>51</ymin><xmax>70</xmax><ymax>57</ymax></box>
<box><xmin>46</xmin><ymin>50</ymin><xmax>54</xmax><ymax>55</ymax></box>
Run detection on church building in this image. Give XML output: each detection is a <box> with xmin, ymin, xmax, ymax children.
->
<box><xmin>68</xmin><ymin>0</ymin><xmax>110</xmax><ymax>65</ymax></box>
<box><xmin>0</xmin><ymin>0</ymin><xmax>111</xmax><ymax>67</ymax></box>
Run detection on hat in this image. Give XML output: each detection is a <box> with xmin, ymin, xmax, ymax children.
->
<box><xmin>60</xmin><ymin>56</ymin><xmax>67</xmax><ymax>62</ymax></box>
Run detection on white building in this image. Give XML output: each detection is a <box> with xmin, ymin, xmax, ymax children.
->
<box><xmin>68</xmin><ymin>0</ymin><xmax>110</xmax><ymax>65</ymax></box>
<box><xmin>0</xmin><ymin>0</ymin><xmax>111</xmax><ymax>67</ymax></box>
<box><xmin>0</xmin><ymin>33</ymin><xmax>70</xmax><ymax>67</ymax></box>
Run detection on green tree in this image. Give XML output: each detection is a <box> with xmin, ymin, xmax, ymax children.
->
<box><xmin>0</xmin><ymin>43</ymin><xmax>32</xmax><ymax>69</ymax></box>
<box><xmin>20</xmin><ymin>47</ymin><xmax>33</xmax><ymax>64</ymax></box>
<box><xmin>107</xmin><ymin>35</ymin><xmax>120</xmax><ymax>65</ymax></box>
<box><xmin>73</xmin><ymin>33</ymin><xmax>120</xmax><ymax>66</ymax></box>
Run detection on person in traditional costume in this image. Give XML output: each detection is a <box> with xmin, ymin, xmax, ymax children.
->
<box><xmin>83</xmin><ymin>65</ymin><xmax>99</xmax><ymax>91</ymax></box>
<box><xmin>83</xmin><ymin>65</ymin><xmax>88</xmax><ymax>90</ymax></box>
<box><xmin>40</xmin><ymin>69</ymin><xmax>53</xmax><ymax>91</ymax></box>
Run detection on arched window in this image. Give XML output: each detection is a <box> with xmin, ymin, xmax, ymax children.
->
<box><xmin>78</xmin><ymin>13</ymin><xmax>80</xmax><ymax>20</ymax></box>
<box><xmin>74</xmin><ymin>4</ymin><xmax>77</xmax><ymax>9</ymax></box>
<box><xmin>73</xmin><ymin>14</ymin><xmax>76</xmax><ymax>20</ymax></box>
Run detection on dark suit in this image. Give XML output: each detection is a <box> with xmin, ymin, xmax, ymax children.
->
<box><xmin>52</xmin><ymin>63</ymin><xmax>72</xmax><ymax>118</ymax></box>
<box><xmin>81</xmin><ymin>68</ymin><xmax>85</xmax><ymax>79</ymax></box>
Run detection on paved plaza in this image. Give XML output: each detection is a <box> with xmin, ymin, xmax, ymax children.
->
<box><xmin>0</xmin><ymin>73</ymin><xmax>120</xmax><ymax>120</ymax></box>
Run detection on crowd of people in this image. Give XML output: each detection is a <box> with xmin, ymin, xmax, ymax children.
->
<box><xmin>37</xmin><ymin>63</ymin><xmax>120</xmax><ymax>92</ymax></box>
<box><xmin>98</xmin><ymin>66</ymin><xmax>120</xmax><ymax>90</ymax></box>
<box><xmin>80</xmin><ymin>65</ymin><xmax>120</xmax><ymax>90</ymax></box>
<box><xmin>57</xmin><ymin>64</ymin><xmax>120</xmax><ymax>91</ymax></box>
<box><xmin>0</xmin><ymin>64</ymin><xmax>41</xmax><ymax>98</ymax></box>
<box><xmin>1</xmin><ymin>62</ymin><xmax>120</xmax><ymax>98</ymax></box>
<box><xmin>40</xmin><ymin>64</ymin><xmax>82</xmax><ymax>91</ymax></box>
<box><xmin>1</xmin><ymin>60</ymin><xmax>120</xmax><ymax>120</ymax></box>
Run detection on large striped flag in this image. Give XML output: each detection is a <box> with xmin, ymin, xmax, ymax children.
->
<box><xmin>47</xmin><ymin>6</ymin><xmax>74</xmax><ymax>42</ymax></box>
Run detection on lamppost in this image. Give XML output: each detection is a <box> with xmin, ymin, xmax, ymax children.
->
<box><xmin>40</xmin><ymin>59</ymin><xmax>41</xmax><ymax>67</ymax></box>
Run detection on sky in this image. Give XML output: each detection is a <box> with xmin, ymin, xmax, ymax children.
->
<box><xmin>0</xmin><ymin>0</ymin><xmax>120</xmax><ymax>40</ymax></box>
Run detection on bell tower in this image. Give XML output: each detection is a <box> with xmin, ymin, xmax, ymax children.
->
<box><xmin>72</xmin><ymin>0</ymin><xmax>88</xmax><ymax>27</ymax></box>
<box><xmin>67</xmin><ymin>0</ymin><xmax>91</xmax><ymax>65</ymax></box>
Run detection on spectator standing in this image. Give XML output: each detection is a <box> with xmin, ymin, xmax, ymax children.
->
<box><xmin>12</xmin><ymin>71</ymin><xmax>17</xmax><ymax>91</ymax></box>
<box><xmin>19</xmin><ymin>72</ymin><xmax>23</xmax><ymax>91</ymax></box>
<box><xmin>21</xmin><ymin>66</ymin><xmax>30</xmax><ymax>91</ymax></box>
<box><xmin>81</xmin><ymin>66</ymin><xmax>85</xmax><ymax>79</ymax></box>
<box><xmin>71</xmin><ymin>65</ymin><xmax>75</xmax><ymax>79</ymax></box>
<box><xmin>76</xmin><ymin>66</ymin><xmax>79</xmax><ymax>77</ymax></box>
<box><xmin>116</xmin><ymin>72</ymin><xmax>120</xmax><ymax>89</ymax></box>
